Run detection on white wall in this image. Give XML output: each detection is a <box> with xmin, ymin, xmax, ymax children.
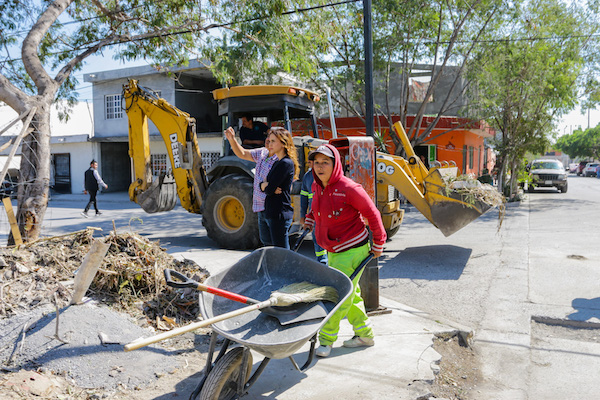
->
<box><xmin>51</xmin><ymin>140</ymin><xmax>97</xmax><ymax>193</ymax></box>
<box><xmin>92</xmin><ymin>75</ymin><xmax>174</xmax><ymax>138</ymax></box>
<box><xmin>148</xmin><ymin>136</ymin><xmax>224</xmax><ymax>169</ymax></box>
<box><xmin>0</xmin><ymin>101</ymin><xmax>93</xmax><ymax>137</ymax></box>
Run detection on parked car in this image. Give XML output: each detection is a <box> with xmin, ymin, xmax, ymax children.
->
<box><xmin>577</xmin><ymin>161</ymin><xmax>590</xmax><ymax>176</ymax></box>
<box><xmin>526</xmin><ymin>159</ymin><xmax>568</xmax><ymax>193</ymax></box>
<box><xmin>569</xmin><ymin>163</ymin><xmax>579</xmax><ymax>173</ymax></box>
<box><xmin>583</xmin><ymin>162</ymin><xmax>600</xmax><ymax>177</ymax></box>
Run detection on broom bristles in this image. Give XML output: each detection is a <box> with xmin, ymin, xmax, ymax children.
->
<box><xmin>271</xmin><ymin>281</ymin><xmax>339</xmax><ymax>306</ymax></box>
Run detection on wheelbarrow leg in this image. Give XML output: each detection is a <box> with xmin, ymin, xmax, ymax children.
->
<box><xmin>287</xmin><ymin>333</ymin><xmax>318</xmax><ymax>372</ymax></box>
<box><xmin>235</xmin><ymin>348</ymin><xmax>251</xmax><ymax>397</ymax></box>
<box><xmin>243</xmin><ymin>356</ymin><xmax>271</xmax><ymax>392</ymax></box>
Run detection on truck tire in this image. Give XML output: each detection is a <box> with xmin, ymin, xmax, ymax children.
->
<box><xmin>559</xmin><ymin>183</ymin><xmax>568</xmax><ymax>193</ymax></box>
<box><xmin>202</xmin><ymin>174</ymin><xmax>260</xmax><ymax>249</ymax></box>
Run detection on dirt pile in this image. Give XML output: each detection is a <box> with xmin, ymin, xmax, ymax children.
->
<box><xmin>0</xmin><ymin>228</ymin><xmax>209</xmax><ymax>330</ymax></box>
<box><xmin>0</xmin><ymin>228</ymin><xmax>211</xmax><ymax>399</ymax></box>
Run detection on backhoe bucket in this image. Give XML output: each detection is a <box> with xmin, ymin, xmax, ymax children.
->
<box><xmin>136</xmin><ymin>174</ymin><xmax>177</xmax><ymax>213</ymax></box>
<box><xmin>423</xmin><ymin>168</ymin><xmax>492</xmax><ymax>237</ymax></box>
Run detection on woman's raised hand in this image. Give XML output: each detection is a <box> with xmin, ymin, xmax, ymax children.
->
<box><xmin>224</xmin><ymin>127</ymin><xmax>235</xmax><ymax>141</ymax></box>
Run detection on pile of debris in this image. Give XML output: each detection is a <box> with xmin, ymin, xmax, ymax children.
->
<box><xmin>445</xmin><ymin>174</ymin><xmax>505</xmax><ymax>209</ymax></box>
<box><xmin>0</xmin><ymin>228</ymin><xmax>209</xmax><ymax>330</ymax></box>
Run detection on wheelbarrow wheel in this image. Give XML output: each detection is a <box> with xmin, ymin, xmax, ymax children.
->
<box><xmin>197</xmin><ymin>347</ymin><xmax>253</xmax><ymax>400</ymax></box>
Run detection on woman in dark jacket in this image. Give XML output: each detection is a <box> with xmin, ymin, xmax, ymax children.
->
<box><xmin>260</xmin><ymin>127</ymin><xmax>299</xmax><ymax>249</ymax></box>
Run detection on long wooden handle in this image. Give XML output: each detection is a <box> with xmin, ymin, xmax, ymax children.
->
<box><xmin>124</xmin><ymin>299</ymin><xmax>274</xmax><ymax>352</ymax></box>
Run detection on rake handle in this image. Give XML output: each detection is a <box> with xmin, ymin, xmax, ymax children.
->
<box><xmin>164</xmin><ymin>269</ymin><xmax>257</xmax><ymax>305</ymax></box>
<box><xmin>124</xmin><ymin>298</ymin><xmax>274</xmax><ymax>352</ymax></box>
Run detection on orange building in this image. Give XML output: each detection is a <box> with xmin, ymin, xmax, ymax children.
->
<box><xmin>314</xmin><ymin>115</ymin><xmax>496</xmax><ymax>177</ymax></box>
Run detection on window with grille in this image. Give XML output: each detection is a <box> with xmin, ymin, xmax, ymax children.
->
<box><xmin>151</xmin><ymin>154</ymin><xmax>168</xmax><ymax>176</ymax></box>
<box><xmin>105</xmin><ymin>94</ymin><xmax>123</xmax><ymax>119</ymax></box>
<box><xmin>201</xmin><ymin>152</ymin><xmax>220</xmax><ymax>170</ymax></box>
<box><xmin>469</xmin><ymin>146</ymin><xmax>474</xmax><ymax>169</ymax></box>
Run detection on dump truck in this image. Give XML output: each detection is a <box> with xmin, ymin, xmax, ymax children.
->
<box><xmin>123</xmin><ymin>79</ymin><xmax>492</xmax><ymax>249</ymax></box>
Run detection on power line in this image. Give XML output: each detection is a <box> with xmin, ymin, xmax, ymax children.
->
<box><xmin>5</xmin><ymin>4</ymin><xmax>147</xmax><ymax>37</ymax></box>
<box><xmin>4</xmin><ymin>0</ymin><xmax>359</xmax><ymax>43</ymax></box>
<box><xmin>433</xmin><ymin>33</ymin><xmax>600</xmax><ymax>46</ymax></box>
<box><xmin>3</xmin><ymin>0</ymin><xmax>598</xmax><ymax>65</ymax></box>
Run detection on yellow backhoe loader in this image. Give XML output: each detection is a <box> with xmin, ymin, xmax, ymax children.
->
<box><xmin>123</xmin><ymin>79</ymin><xmax>492</xmax><ymax>249</ymax></box>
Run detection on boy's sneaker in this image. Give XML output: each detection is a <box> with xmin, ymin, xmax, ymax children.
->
<box><xmin>80</xmin><ymin>212</ymin><xmax>88</xmax><ymax>218</ymax></box>
<box><xmin>315</xmin><ymin>345</ymin><xmax>332</xmax><ymax>357</ymax></box>
<box><xmin>342</xmin><ymin>336</ymin><xmax>374</xmax><ymax>348</ymax></box>
<box><xmin>95</xmin><ymin>211</ymin><xmax>102</xmax><ymax>216</ymax></box>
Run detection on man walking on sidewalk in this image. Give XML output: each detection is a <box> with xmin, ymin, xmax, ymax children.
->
<box><xmin>82</xmin><ymin>160</ymin><xmax>108</xmax><ymax>217</ymax></box>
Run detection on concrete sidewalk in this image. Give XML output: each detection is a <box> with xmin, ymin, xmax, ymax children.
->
<box><xmin>240</xmin><ymin>298</ymin><xmax>463</xmax><ymax>400</ymax></box>
<box><xmin>46</xmin><ymin>191</ymin><xmax>470</xmax><ymax>398</ymax></box>
<box><xmin>50</xmin><ymin>190</ymin><xmax>131</xmax><ymax>203</ymax></box>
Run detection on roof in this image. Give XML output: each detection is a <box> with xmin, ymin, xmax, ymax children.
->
<box><xmin>83</xmin><ymin>59</ymin><xmax>214</xmax><ymax>83</ymax></box>
<box><xmin>212</xmin><ymin>85</ymin><xmax>320</xmax><ymax>102</ymax></box>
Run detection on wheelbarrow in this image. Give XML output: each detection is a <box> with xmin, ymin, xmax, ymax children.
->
<box><xmin>187</xmin><ymin>247</ymin><xmax>356</xmax><ymax>400</ymax></box>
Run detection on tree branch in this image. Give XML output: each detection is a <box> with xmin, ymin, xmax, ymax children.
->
<box><xmin>22</xmin><ymin>0</ymin><xmax>72</xmax><ymax>94</ymax></box>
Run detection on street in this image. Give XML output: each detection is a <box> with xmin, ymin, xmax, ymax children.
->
<box><xmin>2</xmin><ymin>173</ymin><xmax>599</xmax><ymax>398</ymax></box>
<box><xmin>380</xmin><ymin>173</ymin><xmax>600</xmax><ymax>398</ymax></box>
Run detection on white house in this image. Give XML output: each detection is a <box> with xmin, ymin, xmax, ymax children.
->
<box><xmin>1</xmin><ymin>60</ymin><xmax>225</xmax><ymax>194</ymax></box>
<box><xmin>82</xmin><ymin>60</ymin><xmax>224</xmax><ymax>193</ymax></box>
<box><xmin>0</xmin><ymin>101</ymin><xmax>94</xmax><ymax>193</ymax></box>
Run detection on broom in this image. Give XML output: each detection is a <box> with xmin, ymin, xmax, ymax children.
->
<box><xmin>124</xmin><ymin>281</ymin><xmax>338</xmax><ymax>352</ymax></box>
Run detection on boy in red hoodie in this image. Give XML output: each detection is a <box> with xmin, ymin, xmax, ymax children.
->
<box><xmin>303</xmin><ymin>144</ymin><xmax>386</xmax><ymax>358</ymax></box>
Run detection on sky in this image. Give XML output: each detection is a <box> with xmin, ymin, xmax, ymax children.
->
<box><xmin>557</xmin><ymin>107</ymin><xmax>600</xmax><ymax>137</ymax></box>
<box><xmin>3</xmin><ymin>45</ymin><xmax>600</xmax><ymax>140</ymax></box>
<box><xmin>74</xmin><ymin>52</ymin><xmax>151</xmax><ymax>103</ymax></box>
<box><xmin>0</xmin><ymin>50</ymin><xmax>152</xmax><ymax>137</ymax></box>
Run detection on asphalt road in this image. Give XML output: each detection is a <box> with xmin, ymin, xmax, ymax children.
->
<box><xmin>379</xmin><ymin>174</ymin><xmax>600</xmax><ymax>399</ymax></box>
<box><xmin>2</xmin><ymin>174</ymin><xmax>599</xmax><ymax>398</ymax></box>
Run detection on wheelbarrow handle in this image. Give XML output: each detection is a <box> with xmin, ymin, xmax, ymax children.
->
<box><xmin>349</xmin><ymin>253</ymin><xmax>375</xmax><ymax>281</ymax></box>
<box><xmin>164</xmin><ymin>269</ymin><xmax>257</xmax><ymax>305</ymax></box>
<box><xmin>124</xmin><ymin>298</ymin><xmax>275</xmax><ymax>351</ymax></box>
<box><xmin>291</xmin><ymin>229</ymin><xmax>310</xmax><ymax>253</ymax></box>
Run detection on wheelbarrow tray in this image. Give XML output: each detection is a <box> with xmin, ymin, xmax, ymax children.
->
<box><xmin>199</xmin><ymin>247</ymin><xmax>353</xmax><ymax>360</ymax></box>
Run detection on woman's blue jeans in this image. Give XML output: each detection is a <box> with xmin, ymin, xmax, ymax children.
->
<box><xmin>265</xmin><ymin>217</ymin><xmax>292</xmax><ymax>249</ymax></box>
<box><xmin>257</xmin><ymin>211</ymin><xmax>272</xmax><ymax>246</ymax></box>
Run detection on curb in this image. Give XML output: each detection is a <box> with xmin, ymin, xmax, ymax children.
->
<box><xmin>380</xmin><ymin>298</ymin><xmax>474</xmax><ymax>347</ymax></box>
<box><xmin>531</xmin><ymin>315</ymin><xmax>600</xmax><ymax>330</ymax></box>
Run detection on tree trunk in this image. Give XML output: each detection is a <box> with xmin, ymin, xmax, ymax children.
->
<box><xmin>9</xmin><ymin>104</ymin><xmax>51</xmax><ymax>244</ymax></box>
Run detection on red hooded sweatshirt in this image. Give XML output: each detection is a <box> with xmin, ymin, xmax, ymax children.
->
<box><xmin>305</xmin><ymin>144</ymin><xmax>386</xmax><ymax>254</ymax></box>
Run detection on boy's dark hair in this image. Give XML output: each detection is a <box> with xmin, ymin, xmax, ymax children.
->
<box><xmin>241</xmin><ymin>113</ymin><xmax>253</xmax><ymax>121</ymax></box>
<box><xmin>90</xmin><ymin>160</ymin><xmax>96</xmax><ymax>165</ymax></box>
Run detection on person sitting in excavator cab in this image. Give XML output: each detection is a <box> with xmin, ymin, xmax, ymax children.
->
<box><xmin>240</xmin><ymin>114</ymin><xmax>269</xmax><ymax>149</ymax></box>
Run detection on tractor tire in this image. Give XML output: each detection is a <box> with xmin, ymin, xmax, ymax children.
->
<box><xmin>197</xmin><ymin>347</ymin><xmax>253</xmax><ymax>400</ymax></box>
<box><xmin>385</xmin><ymin>225</ymin><xmax>400</xmax><ymax>239</ymax></box>
<box><xmin>202</xmin><ymin>174</ymin><xmax>260</xmax><ymax>249</ymax></box>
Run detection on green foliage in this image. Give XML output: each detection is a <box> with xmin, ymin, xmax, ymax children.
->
<box><xmin>516</xmin><ymin>158</ymin><xmax>533</xmax><ymax>187</ymax></box>
<box><xmin>555</xmin><ymin>125</ymin><xmax>600</xmax><ymax>160</ymax></box>
<box><xmin>469</xmin><ymin>0</ymin><xmax>595</xmax><ymax>198</ymax></box>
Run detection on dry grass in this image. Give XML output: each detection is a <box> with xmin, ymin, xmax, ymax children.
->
<box><xmin>0</xmin><ymin>228</ymin><xmax>209</xmax><ymax>330</ymax></box>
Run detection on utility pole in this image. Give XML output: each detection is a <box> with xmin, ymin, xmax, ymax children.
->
<box><xmin>361</xmin><ymin>0</ymin><xmax>384</xmax><ymax>313</ymax></box>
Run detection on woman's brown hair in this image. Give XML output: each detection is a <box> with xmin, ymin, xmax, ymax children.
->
<box><xmin>266</xmin><ymin>127</ymin><xmax>299</xmax><ymax>179</ymax></box>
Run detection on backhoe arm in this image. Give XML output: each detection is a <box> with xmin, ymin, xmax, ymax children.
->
<box><xmin>123</xmin><ymin>79</ymin><xmax>209</xmax><ymax>214</ymax></box>
<box><xmin>376</xmin><ymin>121</ymin><xmax>492</xmax><ymax>236</ymax></box>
